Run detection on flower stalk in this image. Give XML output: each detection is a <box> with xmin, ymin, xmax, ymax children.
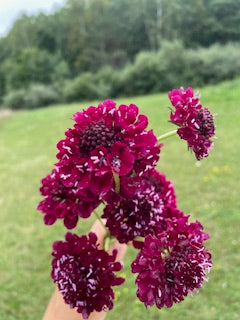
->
<box><xmin>134</xmin><ymin>236</ymin><xmax>145</xmax><ymax>242</ymax></box>
<box><xmin>113</xmin><ymin>173</ymin><xmax>120</xmax><ymax>194</ymax></box>
<box><xmin>104</xmin><ymin>235</ymin><xmax>111</xmax><ymax>251</ymax></box>
<box><xmin>157</xmin><ymin>129</ymin><xmax>177</xmax><ymax>142</ymax></box>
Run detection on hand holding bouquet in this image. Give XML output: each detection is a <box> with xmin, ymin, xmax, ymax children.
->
<box><xmin>38</xmin><ymin>87</ymin><xmax>215</xmax><ymax>319</ymax></box>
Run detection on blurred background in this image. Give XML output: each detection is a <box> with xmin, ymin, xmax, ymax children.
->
<box><xmin>0</xmin><ymin>1</ymin><xmax>240</xmax><ymax>320</ymax></box>
<box><xmin>1</xmin><ymin>0</ymin><xmax>240</xmax><ymax>109</ymax></box>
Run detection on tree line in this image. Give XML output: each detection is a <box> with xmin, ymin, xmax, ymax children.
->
<box><xmin>1</xmin><ymin>0</ymin><xmax>240</xmax><ymax>108</ymax></box>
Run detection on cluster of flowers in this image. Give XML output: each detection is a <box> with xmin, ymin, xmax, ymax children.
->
<box><xmin>169</xmin><ymin>87</ymin><xmax>215</xmax><ymax>160</ymax></box>
<box><xmin>38</xmin><ymin>88</ymin><xmax>215</xmax><ymax>319</ymax></box>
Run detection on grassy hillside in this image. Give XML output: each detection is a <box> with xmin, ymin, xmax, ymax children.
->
<box><xmin>0</xmin><ymin>78</ymin><xmax>239</xmax><ymax>320</ymax></box>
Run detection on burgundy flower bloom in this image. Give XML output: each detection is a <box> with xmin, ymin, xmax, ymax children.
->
<box><xmin>107</xmin><ymin>142</ymin><xmax>134</xmax><ymax>175</ymax></box>
<box><xmin>169</xmin><ymin>87</ymin><xmax>215</xmax><ymax>160</ymax></box>
<box><xmin>37</xmin><ymin>168</ymin><xmax>101</xmax><ymax>229</ymax></box>
<box><xmin>56</xmin><ymin>100</ymin><xmax>160</xmax><ymax>195</ymax></box>
<box><xmin>52</xmin><ymin>232</ymin><xmax>124</xmax><ymax>319</ymax></box>
<box><xmin>131</xmin><ymin>216</ymin><xmax>212</xmax><ymax>309</ymax></box>
<box><xmin>102</xmin><ymin>176</ymin><xmax>166</xmax><ymax>243</ymax></box>
<box><xmin>142</xmin><ymin>169</ymin><xmax>177</xmax><ymax>207</ymax></box>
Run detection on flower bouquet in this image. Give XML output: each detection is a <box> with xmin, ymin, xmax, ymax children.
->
<box><xmin>38</xmin><ymin>87</ymin><xmax>215</xmax><ymax>319</ymax></box>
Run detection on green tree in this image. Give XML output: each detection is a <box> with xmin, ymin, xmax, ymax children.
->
<box><xmin>3</xmin><ymin>48</ymin><xmax>54</xmax><ymax>90</ymax></box>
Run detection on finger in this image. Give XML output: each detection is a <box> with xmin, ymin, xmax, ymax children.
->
<box><xmin>109</xmin><ymin>240</ymin><xmax>128</xmax><ymax>264</ymax></box>
<box><xmin>88</xmin><ymin>310</ymin><xmax>107</xmax><ymax>320</ymax></box>
<box><xmin>90</xmin><ymin>219</ymin><xmax>107</xmax><ymax>249</ymax></box>
<box><xmin>43</xmin><ymin>288</ymin><xmax>83</xmax><ymax>320</ymax></box>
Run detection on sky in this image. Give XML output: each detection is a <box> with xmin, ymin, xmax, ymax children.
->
<box><xmin>0</xmin><ymin>0</ymin><xmax>66</xmax><ymax>36</ymax></box>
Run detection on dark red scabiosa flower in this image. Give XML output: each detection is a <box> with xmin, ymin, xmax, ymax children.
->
<box><xmin>51</xmin><ymin>232</ymin><xmax>125</xmax><ymax>319</ymax></box>
<box><xmin>131</xmin><ymin>216</ymin><xmax>212</xmax><ymax>309</ymax></box>
<box><xmin>102</xmin><ymin>176</ymin><xmax>166</xmax><ymax>243</ymax></box>
<box><xmin>37</xmin><ymin>168</ymin><xmax>101</xmax><ymax>229</ymax></box>
<box><xmin>168</xmin><ymin>87</ymin><xmax>216</xmax><ymax>160</ymax></box>
<box><xmin>142</xmin><ymin>169</ymin><xmax>177</xmax><ymax>208</ymax></box>
<box><xmin>56</xmin><ymin>100</ymin><xmax>160</xmax><ymax>195</ymax></box>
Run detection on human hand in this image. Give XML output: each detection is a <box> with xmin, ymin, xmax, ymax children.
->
<box><xmin>42</xmin><ymin>220</ymin><xmax>127</xmax><ymax>320</ymax></box>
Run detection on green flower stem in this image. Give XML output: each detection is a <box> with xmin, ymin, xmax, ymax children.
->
<box><xmin>134</xmin><ymin>236</ymin><xmax>145</xmax><ymax>242</ymax></box>
<box><xmin>113</xmin><ymin>173</ymin><xmax>120</xmax><ymax>194</ymax></box>
<box><xmin>93</xmin><ymin>210</ymin><xmax>112</xmax><ymax>251</ymax></box>
<box><xmin>93</xmin><ymin>210</ymin><xmax>108</xmax><ymax>233</ymax></box>
<box><xmin>157</xmin><ymin>129</ymin><xmax>177</xmax><ymax>142</ymax></box>
<box><xmin>104</xmin><ymin>235</ymin><xmax>111</xmax><ymax>251</ymax></box>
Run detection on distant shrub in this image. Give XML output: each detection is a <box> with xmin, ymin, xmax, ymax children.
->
<box><xmin>94</xmin><ymin>66</ymin><xmax>118</xmax><ymax>99</ymax></box>
<box><xmin>3</xmin><ymin>42</ymin><xmax>240</xmax><ymax>108</ymax></box>
<box><xmin>112</xmin><ymin>64</ymin><xmax>135</xmax><ymax>97</ymax></box>
<box><xmin>2</xmin><ymin>48</ymin><xmax>55</xmax><ymax>91</ymax></box>
<box><xmin>51</xmin><ymin>59</ymin><xmax>71</xmax><ymax>83</ymax></box>
<box><xmin>0</xmin><ymin>66</ymin><xmax>6</xmax><ymax>102</ymax></box>
<box><xmin>3</xmin><ymin>89</ymin><xmax>26</xmax><ymax>110</ymax></box>
<box><xmin>156</xmin><ymin>41</ymin><xmax>190</xmax><ymax>90</ymax></box>
<box><xmin>59</xmin><ymin>42</ymin><xmax>240</xmax><ymax>103</ymax></box>
<box><xmin>121</xmin><ymin>52</ymin><xmax>161</xmax><ymax>95</ymax></box>
<box><xmin>118</xmin><ymin>41</ymin><xmax>240</xmax><ymax>95</ymax></box>
<box><xmin>63</xmin><ymin>73</ymin><xmax>100</xmax><ymax>102</ymax></box>
<box><xmin>109</xmin><ymin>50</ymin><xmax>128</xmax><ymax>69</ymax></box>
<box><xmin>24</xmin><ymin>84</ymin><xmax>60</xmax><ymax>109</ymax></box>
<box><xmin>3</xmin><ymin>84</ymin><xmax>59</xmax><ymax>109</ymax></box>
<box><xmin>193</xmin><ymin>43</ymin><xmax>240</xmax><ymax>84</ymax></box>
<box><xmin>114</xmin><ymin>42</ymin><xmax>189</xmax><ymax>96</ymax></box>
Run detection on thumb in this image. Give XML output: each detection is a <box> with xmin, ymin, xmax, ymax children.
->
<box><xmin>109</xmin><ymin>240</ymin><xmax>128</xmax><ymax>266</ymax></box>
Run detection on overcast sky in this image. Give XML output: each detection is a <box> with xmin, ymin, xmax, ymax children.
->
<box><xmin>0</xmin><ymin>0</ymin><xmax>66</xmax><ymax>36</ymax></box>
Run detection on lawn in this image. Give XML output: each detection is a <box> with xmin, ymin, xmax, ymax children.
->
<box><xmin>0</xmin><ymin>78</ymin><xmax>239</xmax><ymax>320</ymax></box>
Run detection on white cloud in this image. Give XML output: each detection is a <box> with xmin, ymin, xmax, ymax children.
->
<box><xmin>0</xmin><ymin>0</ymin><xmax>66</xmax><ymax>36</ymax></box>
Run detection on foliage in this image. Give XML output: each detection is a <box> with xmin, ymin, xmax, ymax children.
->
<box><xmin>2</xmin><ymin>89</ymin><xmax>26</xmax><ymax>110</ymax></box>
<box><xmin>3</xmin><ymin>84</ymin><xmax>60</xmax><ymax>109</ymax></box>
<box><xmin>24</xmin><ymin>84</ymin><xmax>60</xmax><ymax>109</ymax></box>
<box><xmin>193</xmin><ymin>43</ymin><xmax>240</xmax><ymax>84</ymax></box>
<box><xmin>83</xmin><ymin>42</ymin><xmax>240</xmax><ymax>99</ymax></box>
<box><xmin>1</xmin><ymin>0</ymin><xmax>240</xmax><ymax>78</ymax></box>
<box><xmin>93</xmin><ymin>66</ymin><xmax>119</xmax><ymax>98</ymax></box>
<box><xmin>0</xmin><ymin>65</ymin><xmax>6</xmax><ymax>101</ymax></box>
<box><xmin>2</xmin><ymin>42</ymin><xmax>240</xmax><ymax>109</ymax></box>
<box><xmin>2</xmin><ymin>48</ymin><xmax>55</xmax><ymax>90</ymax></box>
<box><xmin>62</xmin><ymin>73</ymin><xmax>100</xmax><ymax>102</ymax></box>
<box><xmin>121</xmin><ymin>51</ymin><xmax>161</xmax><ymax>95</ymax></box>
<box><xmin>1</xmin><ymin>0</ymin><xmax>240</xmax><ymax>107</ymax></box>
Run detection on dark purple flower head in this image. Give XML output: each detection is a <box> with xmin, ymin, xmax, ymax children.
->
<box><xmin>169</xmin><ymin>87</ymin><xmax>216</xmax><ymax>160</ymax></box>
<box><xmin>52</xmin><ymin>232</ymin><xmax>124</xmax><ymax>319</ymax></box>
<box><xmin>102</xmin><ymin>176</ymin><xmax>166</xmax><ymax>243</ymax></box>
<box><xmin>56</xmin><ymin>100</ymin><xmax>160</xmax><ymax>195</ymax></box>
<box><xmin>142</xmin><ymin>169</ymin><xmax>177</xmax><ymax>207</ymax></box>
<box><xmin>131</xmin><ymin>216</ymin><xmax>212</xmax><ymax>309</ymax></box>
<box><xmin>37</xmin><ymin>168</ymin><xmax>101</xmax><ymax>229</ymax></box>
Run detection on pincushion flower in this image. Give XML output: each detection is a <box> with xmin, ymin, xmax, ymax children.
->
<box><xmin>56</xmin><ymin>100</ymin><xmax>160</xmax><ymax>195</ymax></box>
<box><xmin>51</xmin><ymin>232</ymin><xmax>125</xmax><ymax>319</ymax></box>
<box><xmin>103</xmin><ymin>172</ymin><xmax>178</xmax><ymax>243</ymax></box>
<box><xmin>37</xmin><ymin>168</ymin><xmax>101</xmax><ymax>229</ymax></box>
<box><xmin>168</xmin><ymin>87</ymin><xmax>215</xmax><ymax>160</ymax></box>
<box><xmin>142</xmin><ymin>169</ymin><xmax>176</xmax><ymax>207</ymax></box>
<box><xmin>131</xmin><ymin>216</ymin><xmax>212</xmax><ymax>309</ymax></box>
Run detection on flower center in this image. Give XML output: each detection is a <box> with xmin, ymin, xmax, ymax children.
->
<box><xmin>143</xmin><ymin>175</ymin><xmax>163</xmax><ymax>193</ymax></box>
<box><xmin>138</xmin><ymin>198</ymin><xmax>152</xmax><ymax>216</ymax></box>
<box><xmin>196</xmin><ymin>109</ymin><xmax>215</xmax><ymax>138</ymax></box>
<box><xmin>111</xmin><ymin>156</ymin><xmax>121</xmax><ymax>172</ymax></box>
<box><xmin>79</xmin><ymin>121</ymin><xmax>116</xmax><ymax>154</ymax></box>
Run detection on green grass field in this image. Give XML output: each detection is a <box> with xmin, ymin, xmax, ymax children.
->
<box><xmin>0</xmin><ymin>78</ymin><xmax>239</xmax><ymax>320</ymax></box>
